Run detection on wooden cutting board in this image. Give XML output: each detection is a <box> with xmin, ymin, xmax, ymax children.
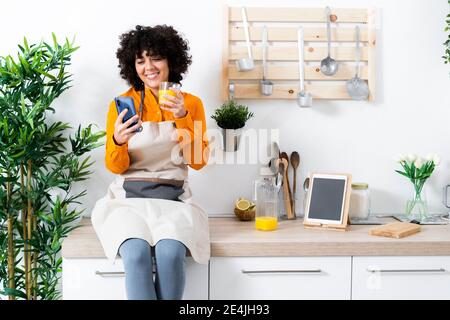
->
<box><xmin>369</xmin><ymin>222</ymin><xmax>421</xmax><ymax>239</ymax></box>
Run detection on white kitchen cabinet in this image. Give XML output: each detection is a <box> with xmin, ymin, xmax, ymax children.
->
<box><xmin>352</xmin><ymin>256</ymin><xmax>450</xmax><ymax>300</ymax></box>
<box><xmin>62</xmin><ymin>257</ymin><xmax>208</xmax><ymax>300</ymax></box>
<box><xmin>210</xmin><ymin>257</ymin><xmax>351</xmax><ymax>300</ymax></box>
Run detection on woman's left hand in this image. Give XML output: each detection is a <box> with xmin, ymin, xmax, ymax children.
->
<box><xmin>160</xmin><ymin>88</ymin><xmax>187</xmax><ymax>118</ymax></box>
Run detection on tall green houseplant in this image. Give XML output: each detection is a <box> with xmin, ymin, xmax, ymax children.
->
<box><xmin>0</xmin><ymin>34</ymin><xmax>105</xmax><ymax>300</ymax></box>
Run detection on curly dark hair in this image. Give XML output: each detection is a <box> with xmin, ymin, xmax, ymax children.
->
<box><xmin>116</xmin><ymin>25</ymin><xmax>192</xmax><ymax>91</ymax></box>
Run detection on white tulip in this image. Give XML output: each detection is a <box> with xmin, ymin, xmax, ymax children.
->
<box><xmin>407</xmin><ymin>154</ymin><xmax>417</xmax><ymax>163</ymax></box>
<box><xmin>426</xmin><ymin>153</ymin><xmax>434</xmax><ymax>161</ymax></box>
<box><xmin>394</xmin><ymin>154</ymin><xmax>406</xmax><ymax>163</ymax></box>
<box><xmin>414</xmin><ymin>158</ymin><xmax>424</xmax><ymax>169</ymax></box>
<box><xmin>433</xmin><ymin>154</ymin><xmax>441</xmax><ymax>166</ymax></box>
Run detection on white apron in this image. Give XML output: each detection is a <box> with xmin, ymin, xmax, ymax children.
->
<box><xmin>91</xmin><ymin>121</ymin><xmax>210</xmax><ymax>264</ymax></box>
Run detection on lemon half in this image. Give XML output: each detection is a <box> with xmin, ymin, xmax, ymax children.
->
<box><xmin>235</xmin><ymin>198</ymin><xmax>251</xmax><ymax>211</ymax></box>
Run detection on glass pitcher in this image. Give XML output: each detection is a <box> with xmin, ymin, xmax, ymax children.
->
<box><xmin>254</xmin><ymin>167</ymin><xmax>279</xmax><ymax>231</ymax></box>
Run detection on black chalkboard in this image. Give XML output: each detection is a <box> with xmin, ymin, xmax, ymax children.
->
<box><xmin>308</xmin><ymin>178</ymin><xmax>346</xmax><ymax>221</ymax></box>
<box><xmin>304</xmin><ymin>174</ymin><xmax>351</xmax><ymax>228</ymax></box>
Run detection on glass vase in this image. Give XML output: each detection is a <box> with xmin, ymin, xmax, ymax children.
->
<box><xmin>405</xmin><ymin>182</ymin><xmax>428</xmax><ymax>223</ymax></box>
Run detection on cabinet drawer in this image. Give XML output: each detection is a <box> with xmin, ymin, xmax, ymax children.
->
<box><xmin>62</xmin><ymin>257</ymin><xmax>208</xmax><ymax>300</ymax></box>
<box><xmin>352</xmin><ymin>256</ymin><xmax>450</xmax><ymax>300</ymax></box>
<box><xmin>63</xmin><ymin>258</ymin><xmax>126</xmax><ymax>300</ymax></box>
<box><xmin>210</xmin><ymin>257</ymin><xmax>351</xmax><ymax>300</ymax></box>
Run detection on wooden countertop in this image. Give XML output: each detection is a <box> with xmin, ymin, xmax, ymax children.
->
<box><xmin>62</xmin><ymin>217</ymin><xmax>450</xmax><ymax>258</ymax></box>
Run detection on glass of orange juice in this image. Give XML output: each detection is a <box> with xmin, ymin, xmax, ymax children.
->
<box><xmin>158</xmin><ymin>82</ymin><xmax>180</xmax><ymax>106</ymax></box>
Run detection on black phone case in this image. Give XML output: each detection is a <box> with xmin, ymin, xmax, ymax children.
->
<box><xmin>114</xmin><ymin>96</ymin><xmax>142</xmax><ymax>132</ymax></box>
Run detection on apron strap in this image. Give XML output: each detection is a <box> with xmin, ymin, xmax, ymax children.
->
<box><xmin>139</xmin><ymin>90</ymin><xmax>144</xmax><ymax>120</ymax></box>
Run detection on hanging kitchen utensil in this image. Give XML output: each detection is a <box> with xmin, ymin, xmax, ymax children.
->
<box><xmin>260</xmin><ymin>25</ymin><xmax>273</xmax><ymax>96</ymax></box>
<box><xmin>320</xmin><ymin>6</ymin><xmax>339</xmax><ymax>76</ymax></box>
<box><xmin>236</xmin><ymin>7</ymin><xmax>254</xmax><ymax>72</ymax></box>
<box><xmin>346</xmin><ymin>25</ymin><xmax>369</xmax><ymax>100</ymax></box>
<box><xmin>297</xmin><ymin>27</ymin><xmax>312</xmax><ymax>107</ymax></box>
<box><xmin>228</xmin><ymin>82</ymin><xmax>235</xmax><ymax>101</ymax></box>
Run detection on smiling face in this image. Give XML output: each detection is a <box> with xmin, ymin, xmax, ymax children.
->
<box><xmin>135</xmin><ymin>50</ymin><xmax>169</xmax><ymax>93</ymax></box>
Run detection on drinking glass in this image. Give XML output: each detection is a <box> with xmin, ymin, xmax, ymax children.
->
<box><xmin>158</xmin><ymin>82</ymin><xmax>181</xmax><ymax>106</ymax></box>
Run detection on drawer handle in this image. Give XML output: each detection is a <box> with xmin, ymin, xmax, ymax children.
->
<box><xmin>366</xmin><ymin>268</ymin><xmax>446</xmax><ymax>274</ymax></box>
<box><xmin>95</xmin><ymin>271</ymin><xmax>125</xmax><ymax>277</ymax></box>
<box><xmin>241</xmin><ymin>269</ymin><xmax>322</xmax><ymax>275</ymax></box>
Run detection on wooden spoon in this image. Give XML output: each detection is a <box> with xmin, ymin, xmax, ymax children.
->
<box><xmin>280</xmin><ymin>152</ymin><xmax>294</xmax><ymax>216</ymax></box>
<box><xmin>279</xmin><ymin>158</ymin><xmax>294</xmax><ymax>220</ymax></box>
<box><xmin>290</xmin><ymin>151</ymin><xmax>300</xmax><ymax>217</ymax></box>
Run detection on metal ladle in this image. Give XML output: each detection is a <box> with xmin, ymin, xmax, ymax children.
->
<box><xmin>297</xmin><ymin>27</ymin><xmax>312</xmax><ymax>107</ymax></box>
<box><xmin>268</xmin><ymin>141</ymin><xmax>281</xmax><ymax>186</ymax></box>
<box><xmin>260</xmin><ymin>25</ymin><xmax>273</xmax><ymax>96</ymax></box>
<box><xmin>346</xmin><ymin>25</ymin><xmax>369</xmax><ymax>100</ymax></box>
<box><xmin>320</xmin><ymin>6</ymin><xmax>339</xmax><ymax>76</ymax></box>
<box><xmin>236</xmin><ymin>7</ymin><xmax>254</xmax><ymax>72</ymax></box>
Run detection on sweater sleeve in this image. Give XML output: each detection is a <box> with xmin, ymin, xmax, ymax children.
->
<box><xmin>105</xmin><ymin>101</ymin><xmax>130</xmax><ymax>174</ymax></box>
<box><xmin>174</xmin><ymin>96</ymin><xmax>209</xmax><ymax>170</ymax></box>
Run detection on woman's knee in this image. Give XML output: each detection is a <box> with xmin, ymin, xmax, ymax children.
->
<box><xmin>155</xmin><ymin>239</ymin><xmax>186</xmax><ymax>264</ymax></box>
<box><xmin>119</xmin><ymin>238</ymin><xmax>152</xmax><ymax>265</ymax></box>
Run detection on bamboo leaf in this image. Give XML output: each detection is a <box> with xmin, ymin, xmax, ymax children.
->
<box><xmin>23</xmin><ymin>37</ymin><xmax>30</xmax><ymax>52</ymax></box>
<box><xmin>35</xmin><ymin>68</ymin><xmax>56</xmax><ymax>81</ymax></box>
<box><xmin>11</xmin><ymin>149</ymin><xmax>26</xmax><ymax>159</ymax></box>
<box><xmin>18</xmin><ymin>44</ymin><xmax>26</xmax><ymax>54</ymax></box>
<box><xmin>52</xmin><ymin>32</ymin><xmax>58</xmax><ymax>49</ymax></box>
<box><xmin>18</xmin><ymin>55</ymin><xmax>30</xmax><ymax>74</ymax></box>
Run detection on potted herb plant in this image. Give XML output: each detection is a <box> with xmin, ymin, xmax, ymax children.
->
<box><xmin>211</xmin><ymin>100</ymin><xmax>254</xmax><ymax>152</ymax></box>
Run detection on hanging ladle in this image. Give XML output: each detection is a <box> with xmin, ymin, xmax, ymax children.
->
<box><xmin>260</xmin><ymin>25</ymin><xmax>273</xmax><ymax>96</ymax></box>
<box><xmin>346</xmin><ymin>25</ymin><xmax>369</xmax><ymax>100</ymax></box>
<box><xmin>236</xmin><ymin>7</ymin><xmax>254</xmax><ymax>72</ymax></box>
<box><xmin>320</xmin><ymin>6</ymin><xmax>339</xmax><ymax>76</ymax></box>
<box><xmin>297</xmin><ymin>27</ymin><xmax>312</xmax><ymax>107</ymax></box>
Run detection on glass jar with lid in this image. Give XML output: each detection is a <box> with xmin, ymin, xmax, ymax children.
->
<box><xmin>349</xmin><ymin>183</ymin><xmax>370</xmax><ymax>220</ymax></box>
<box><xmin>253</xmin><ymin>166</ymin><xmax>279</xmax><ymax>231</ymax></box>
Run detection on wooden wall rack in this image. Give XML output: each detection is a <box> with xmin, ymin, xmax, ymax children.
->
<box><xmin>222</xmin><ymin>6</ymin><xmax>376</xmax><ymax>101</ymax></box>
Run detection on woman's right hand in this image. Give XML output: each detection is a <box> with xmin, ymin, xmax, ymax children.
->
<box><xmin>113</xmin><ymin>110</ymin><xmax>142</xmax><ymax>145</ymax></box>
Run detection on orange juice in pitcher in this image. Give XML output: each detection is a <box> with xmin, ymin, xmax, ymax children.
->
<box><xmin>254</xmin><ymin>167</ymin><xmax>279</xmax><ymax>231</ymax></box>
<box><xmin>255</xmin><ymin>216</ymin><xmax>277</xmax><ymax>231</ymax></box>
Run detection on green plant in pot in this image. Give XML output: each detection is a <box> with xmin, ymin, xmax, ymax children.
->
<box><xmin>444</xmin><ymin>1</ymin><xmax>450</xmax><ymax>65</ymax></box>
<box><xmin>0</xmin><ymin>34</ymin><xmax>105</xmax><ymax>300</ymax></box>
<box><xmin>211</xmin><ymin>100</ymin><xmax>254</xmax><ymax>152</ymax></box>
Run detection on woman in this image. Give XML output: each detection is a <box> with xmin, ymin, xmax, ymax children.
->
<box><xmin>91</xmin><ymin>25</ymin><xmax>210</xmax><ymax>300</ymax></box>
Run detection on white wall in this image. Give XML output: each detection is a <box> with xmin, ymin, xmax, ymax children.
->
<box><xmin>1</xmin><ymin>0</ymin><xmax>449</xmax><ymax>216</ymax></box>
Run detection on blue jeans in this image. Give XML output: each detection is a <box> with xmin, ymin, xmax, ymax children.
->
<box><xmin>118</xmin><ymin>238</ymin><xmax>186</xmax><ymax>300</ymax></box>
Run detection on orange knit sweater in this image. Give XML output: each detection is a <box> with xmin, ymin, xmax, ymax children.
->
<box><xmin>105</xmin><ymin>87</ymin><xmax>209</xmax><ymax>174</ymax></box>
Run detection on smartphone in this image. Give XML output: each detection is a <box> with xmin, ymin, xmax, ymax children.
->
<box><xmin>114</xmin><ymin>96</ymin><xmax>142</xmax><ymax>132</ymax></box>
